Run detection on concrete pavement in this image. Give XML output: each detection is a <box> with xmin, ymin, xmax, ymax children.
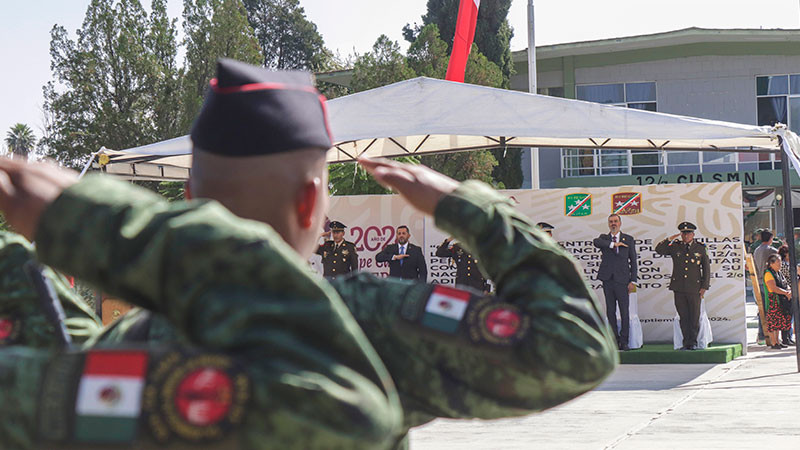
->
<box><xmin>409</xmin><ymin>303</ymin><xmax>800</xmax><ymax>449</ymax></box>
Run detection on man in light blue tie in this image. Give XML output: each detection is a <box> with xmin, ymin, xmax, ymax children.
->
<box><xmin>376</xmin><ymin>225</ymin><xmax>427</xmax><ymax>281</ymax></box>
<box><xmin>593</xmin><ymin>214</ymin><xmax>638</xmax><ymax>351</ymax></box>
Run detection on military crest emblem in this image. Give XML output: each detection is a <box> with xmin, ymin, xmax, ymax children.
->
<box><xmin>0</xmin><ymin>316</ymin><xmax>21</xmax><ymax>345</ymax></box>
<box><xmin>144</xmin><ymin>351</ymin><xmax>250</xmax><ymax>443</ymax></box>
<box><xmin>612</xmin><ymin>192</ymin><xmax>642</xmax><ymax>215</ymax></box>
<box><xmin>565</xmin><ymin>193</ymin><xmax>592</xmax><ymax>217</ymax></box>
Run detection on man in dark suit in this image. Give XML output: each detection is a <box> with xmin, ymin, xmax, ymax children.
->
<box><xmin>593</xmin><ymin>214</ymin><xmax>638</xmax><ymax>350</ymax></box>
<box><xmin>376</xmin><ymin>225</ymin><xmax>427</xmax><ymax>281</ymax></box>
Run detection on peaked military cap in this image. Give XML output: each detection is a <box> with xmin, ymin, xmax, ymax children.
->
<box><xmin>794</xmin><ymin>227</ymin><xmax>800</xmax><ymax>233</ymax></box>
<box><xmin>191</xmin><ymin>58</ymin><xmax>332</xmax><ymax>157</ymax></box>
<box><xmin>536</xmin><ymin>222</ymin><xmax>555</xmax><ymax>231</ymax></box>
<box><xmin>678</xmin><ymin>221</ymin><xmax>697</xmax><ymax>232</ymax></box>
<box><xmin>329</xmin><ymin>221</ymin><xmax>347</xmax><ymax>231</ymax></box>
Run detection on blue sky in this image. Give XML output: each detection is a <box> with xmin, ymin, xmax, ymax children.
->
<box><xmin>2</xmin><ymin>0</ymin><xmax>799</xmax><ymax>150</ymax></box>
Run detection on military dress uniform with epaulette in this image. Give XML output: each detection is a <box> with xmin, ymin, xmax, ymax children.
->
<box><xmin>316</xmin><ymin>240</ymin><xmax>358</xmax><ymax>279</ymax></box>
<box><xmin>654</xmin><ymin>222</ymin><xmax>711</xmax><ymax>350</ymax></box>
<box><xmin>435</xmin><ymin>240</ymin><xmax>487</xmax><ymax>291</ymax></box>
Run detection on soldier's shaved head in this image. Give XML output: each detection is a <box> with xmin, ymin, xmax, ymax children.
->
<box><xmin>190</xmin><ymin>146</ymin><xmax>329</xmax><ymax>258</ymax></box>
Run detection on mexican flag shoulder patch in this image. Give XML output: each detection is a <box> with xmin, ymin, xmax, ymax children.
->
<box><xmin>421</xmin><ymin>285</ymin><xmax>472</xmax><ymax>333</ymax></box>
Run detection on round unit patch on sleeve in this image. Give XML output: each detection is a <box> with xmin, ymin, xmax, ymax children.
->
<box><xmin>466</xmin><ymin>299</ymin><xmax>531</xmax><ymax>346</ymax></box>
<box><xmin>143</xmin><ymin>351</ymin><xmax>251</xmax><ymax>444</ymax></box>
<box><xmin>0</xmin><ymin>315</ymin><xmax>21</xmax><ymax>345</ymax></box>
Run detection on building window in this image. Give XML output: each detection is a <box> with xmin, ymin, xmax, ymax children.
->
<box><xmin>537</xmin><ymin>87</ymin><xmax>565</xmax><ymax>98</ymax></box>
<box><xmin>755</xmin><ymin>74</ymin><xmax>800</xmax><ymax>170</ymax></box>
<box><xmin>562</xmin><ymin>82</ymin><xmax>657</xmax><ymax>177</ymax></box>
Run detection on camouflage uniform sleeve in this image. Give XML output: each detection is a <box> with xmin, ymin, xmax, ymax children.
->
<box><xmin>332</xmin><ymin>181</ymin><xmax>617</xmax><ymax>429</ymax></box>
<box><xmin>0</xmin><ymin>232</ymin><xmax>100</xmax><ymax>348</ymax></box>
<box><xmin>30</xmin><ymin>175</ymin><xmax>402</xmax><ymax>449</ymax></box>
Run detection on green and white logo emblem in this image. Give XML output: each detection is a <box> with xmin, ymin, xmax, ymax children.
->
<box><xmin>565</xmin><ymin>193</ymin><xmax>592</xmax><ymax>217</ymax></box>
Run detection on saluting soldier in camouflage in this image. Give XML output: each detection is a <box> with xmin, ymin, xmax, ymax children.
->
<box><xmin>316</xmin><ymin>221</ymin><xmax>358</xmax><ymax>279</ymax></box>
<box><xmin>0</xmin><ymin>231</ymin><xmax>100</xmax><ymax>348</ymax></box>
<box><xmin>435</xmin><ymin>237</ymin><xmax>487</xmax><ymax>291</ymax></box>
<box><xmin>0</xmin><ymin>59</ymin><xmax>617</xmax><ymax>448</ymax></box>
<box><xmin>655</xmin><ymin>221</ymin><xmax>711</xmax><ymax>350</ymax></box>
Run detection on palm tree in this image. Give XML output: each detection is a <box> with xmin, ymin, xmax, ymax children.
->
<box><xmin>4</xmin><ymin>123</ymin><xmax>36</xmax><ymax>160</ymax></box>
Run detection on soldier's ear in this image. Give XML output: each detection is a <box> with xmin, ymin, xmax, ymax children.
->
<box><xmin>296</xmin><ymin>177</ymin><xmax>322</xmax><ymax>229</ymax></box>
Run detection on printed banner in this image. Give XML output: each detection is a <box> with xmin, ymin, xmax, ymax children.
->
<box><xmin>313</xmin><ymin>182</ymin><xmax>746</xmax><ymax>347</ymax></box>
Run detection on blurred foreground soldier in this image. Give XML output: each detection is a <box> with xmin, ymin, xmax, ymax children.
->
<box><xmin>655</xmin><ymin>221</ymin><xmax>710</xmax><ymax>350</ymax></box>
<box><xmin>0</xmin><ymin>60</ymin><xmax>401</xmax><ymax>449</ymax></box>
<box><xmin>0</xmin><ymin>231</ymin><xmax>100</xmax><ymax>347</ymax></box>
<box><xmin>435</xmin><ymin>237</ymin><xmax>487</xmax><ymax>291</ymax></box>
<box><xmin>0</xmin><ymin>59</ymin><xmax>617</xmax><ymax>448</ymax></box>
<box><xmin>316</xmin><ymin>220</ymin><xmax>358</xmax><ymax>279</ymax></box>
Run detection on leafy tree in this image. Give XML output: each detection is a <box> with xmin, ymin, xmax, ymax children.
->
<box><xmin>412</xmin><ymin>0</ymin><xmax>514</xmax><ymax>87</ymax></box>
<box><xmin>350</xmin><ymin>35</ymin><xmax>416</xmax><ymax>92</ymax></box>
<box><xmin>157</xmin><ymin>181</ymin><xmax>186</xmax><ymax>201</ymax></box>
<box><xmin>406</xmin><ymin>24</ymin><xmax>449</xmax><ymax>78</ymax></box>
<box><xmin>180</xmin><ymin>0</ymin><xmax>263</xmax><ymax>131</ymax></box>
<box><xmin>148</xmin><ymin>0</ymin><xmax>184</xmax><ymax>140</ymax></box>
<box><xmin>42</xmin><ymin>0</ymin><xmax>182</xmax><ymax>167</ymax></box>
<box><xmin>329</xmin><ymin>157</ymin><xmax>420</xmax><ymax>196</ymax></box>
<box><xmin>4</xmin><ymin>123</ymin><xmax>36</xmax><ymax>159</ymax></box>
<box><xmin>329</xmin><ymin>162</ymin><xmax>391</xmax><ymax>196</ymax></box>
<box><xmin>242</xmin><ymin>0</ymin><xmax>327</xmax><ymax>71</ymax></box>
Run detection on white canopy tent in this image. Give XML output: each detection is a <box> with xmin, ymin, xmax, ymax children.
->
<box><xmin>93</xmin><ymin>76</ymin><xmax>800</xmax><ymax>180</ymax></box>
<box><xmin>92</xmin><ymin>76</ymin><xmax>800</xmax><ymax>369</ymax></box>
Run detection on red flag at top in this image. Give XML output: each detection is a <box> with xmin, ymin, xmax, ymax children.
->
<box><xmin>445</xmin><ymin>0</ymin><xmax>480</xmax><ymax>83</ymax></box>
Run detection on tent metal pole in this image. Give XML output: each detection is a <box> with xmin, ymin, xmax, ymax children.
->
<box><xmin>779</xmin><ymin>149</ymin><xmax>800</xmax><ymax>371</ymax></box>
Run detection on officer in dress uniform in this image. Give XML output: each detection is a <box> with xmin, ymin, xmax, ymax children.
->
<box><xmin>655</xmin><ymin>221</ymin><xmax>711</xmax><ymax>350</ymax></box>
<box><xmin>435</xmin><ymin>237</ymin><xmax>487</xmax><ymax>291</ymax></box>
<box><xmin>316</xmin><ymin>221</ymin><xmax>358</xmax><ymax>279</ymax></box>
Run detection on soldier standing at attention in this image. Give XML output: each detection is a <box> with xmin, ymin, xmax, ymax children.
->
<box><xmin>655</xmin><ymin>221</ymin><xmax>711</xmax><ymax>350</ymax></box>
<box><xmin>435</xmin><ymin>237</ymin><xmax>487</xmax><ymax>291</ymax></box>
<box><xmin>317</xmin><ymin>221</ymin><xmax>358</xmax><ymax>279</ymax></box>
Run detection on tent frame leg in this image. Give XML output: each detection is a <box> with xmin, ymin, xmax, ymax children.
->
<box><xmin>779</xmin><ymin>153</ymin><xmax>800</xmax><ymax>371</ymax></box>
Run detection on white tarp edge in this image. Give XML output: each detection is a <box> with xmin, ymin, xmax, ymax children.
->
<box><xmin>96</xmin><ymin>77</ymin><xmax>800</xmax><ymax>180</ymax></box>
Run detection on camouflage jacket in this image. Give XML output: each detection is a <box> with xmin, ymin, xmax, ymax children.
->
<box><xmin>0</xmin><ymin>175</ymin><xmax>402</xmax><ymax>450</ymax></box>
<box><xmin>0</xmin><ymin>231</ymin><xmax>100</xmax><ymax>348</ymax></box>
<box><xmin>0</xmin><ymin>176</ymin><xmax>617</xmax><ymax>449</ymax></box>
